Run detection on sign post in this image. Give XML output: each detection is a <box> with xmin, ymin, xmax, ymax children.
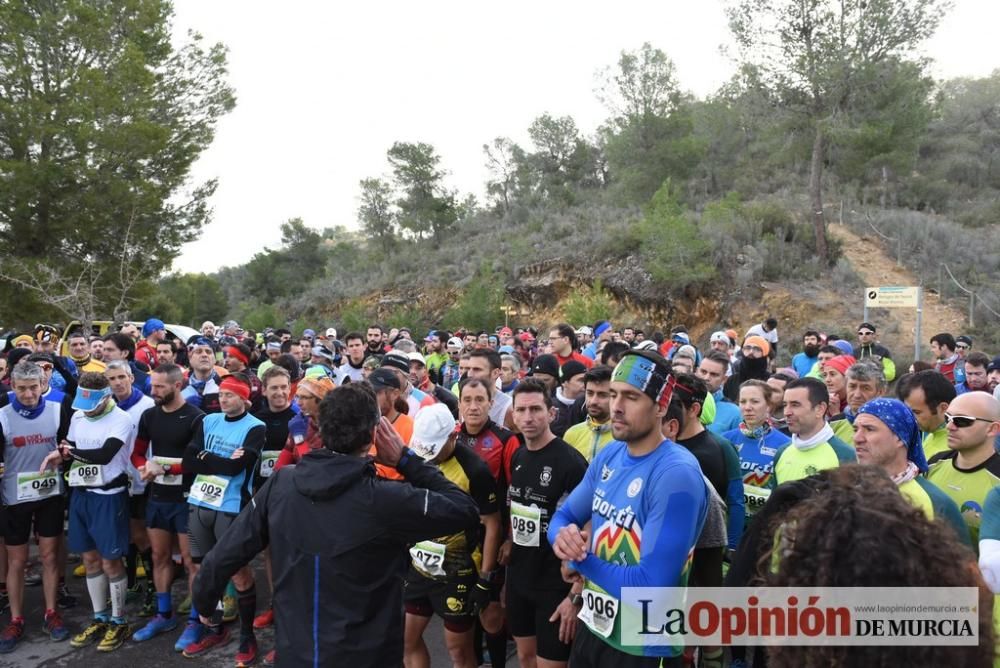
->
<box><xmin>864</xmin><ymin>286</ymin><xmax>923</xmax><ymax>362</ymax></box>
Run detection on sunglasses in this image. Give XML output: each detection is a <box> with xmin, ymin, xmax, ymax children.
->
<box><xmin>857</xmin><ymin>330</ymin><xmax>875</xmax><ymax>336</ymax></box>
<box><xmin>956</xmin><ymin>344</ymin><xmax>970</xmax><ymax>350</ymax></box>
<box><xmin>944</xmin><ymin>412</ymin><xmax>997</xmax><ymax>429</ymax></box>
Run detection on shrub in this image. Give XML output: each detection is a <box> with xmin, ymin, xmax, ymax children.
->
<box><xmin>562</xmin><ymin>279</ymin><xmax>619</xmax><ymax>326</ymax></box>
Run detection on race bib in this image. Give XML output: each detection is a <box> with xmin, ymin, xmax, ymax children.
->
<box><xmin>578</xmin><ymin>586</ymin><xmax>619</xmax><ymax>638</ymax></box>
<box><xmin>188</xmin><ymin>474</ymin><xmax>230</xmax><ymax>508</ymax></box>
<box><xmin>68</xmin><ymin>462</ymin><xmax>105</xmax><ymax>487</ymax></box>
<box><xmin>409</xmin><ymin>541</ymin><xmax>447</xmax><ymax>578</ymax></box>
<box><xmin>259</xmin><ymin>451</ymin><xmax>280</xmax><ymax>478</ymax></box>
<box><xmin>510</xmin><ymin>501</ymin><xmax>541</xmax><ymax>547</ymax></box>
<box><xmin>744</xmin><ymin>484</ymin><xmax>771</xmax><ymax>513</ymax></box>
<box><xmin>153</xmin><ymin>457</ymin><xmax>183</xmax><ymax>486</ymax></box>
<box><xmin>16</xmin><ymin>470</ymin><xmax>61</xmax><ymax>501</ymax></box>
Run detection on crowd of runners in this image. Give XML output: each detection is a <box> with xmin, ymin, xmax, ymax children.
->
<box><xmin>0</xmin><ymin>317</ymin><xmax>998</xmax><ymax>667</ymax></box>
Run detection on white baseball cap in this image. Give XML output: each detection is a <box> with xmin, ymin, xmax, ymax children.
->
<box><xmin>410</xmin><ymin>404</ymin><xmax>457</xmax><ymax>460</ymax></box>
<box><xmin>408</xmin><ymin>352</ymin><xmax>427</xmax><ymax>366</ymax></box>
<box><xmin>576</xmin><ymin>326</ymin><xmax>593</xmax><ymax>336</ymax></box>
<box><xmin>325</xmin><ymin>327</ymin><xmax>337</xmax><ymax>339</ymax></box>
<box><xmin>710</xmin><ymin>330</ymin><xmax>730</xmax><ymax>344</ymax></box>
<box><xmin>446</xmin><ymin>337</ymin><xmax>464</xmax><ymax>351</ymax></box>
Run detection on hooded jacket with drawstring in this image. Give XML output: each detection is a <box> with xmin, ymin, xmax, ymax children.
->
<box><xmin>192</xmin><ymin>446</ymin><xmax>480</xmax><ymax>667</ymax></box>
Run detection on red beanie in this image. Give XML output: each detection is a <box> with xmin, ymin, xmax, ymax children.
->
<box><xmin>823</xmin><ymin>354</ymin><xmax>857</xmax><ymax>377</ymax></box>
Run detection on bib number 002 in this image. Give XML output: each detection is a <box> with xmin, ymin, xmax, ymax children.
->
<box><xmin>189</xmin><ymin>475</ymin><xmax>230</xmax><ymax>508</ymax></box>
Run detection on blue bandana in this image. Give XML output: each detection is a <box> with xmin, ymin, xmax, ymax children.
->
<box><xmin>857</xmin><ymin>398</ymin><xmax>928</xmax><ymax>473</ymax></box>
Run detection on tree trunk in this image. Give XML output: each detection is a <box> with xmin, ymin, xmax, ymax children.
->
<box><xmin>810</xmin><ymin>124</ymin><xmax>828</xmax><ymax>261</ymax></box>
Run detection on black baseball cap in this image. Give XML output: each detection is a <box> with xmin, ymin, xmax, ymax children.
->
<box><xmin>368</xmin><ymin>368</ymin><xmax>401</xmax><ymax>391</ymax></box>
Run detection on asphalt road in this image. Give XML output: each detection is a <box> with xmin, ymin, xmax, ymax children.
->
<box><xmin>0</xmin><ymin>553</ymin><xmax>463</xmax><ymax>668</ymax></box>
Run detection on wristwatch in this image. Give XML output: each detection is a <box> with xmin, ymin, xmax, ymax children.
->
<box><xmin>396</xmin><ymin>447</ymin><xmax>413</xmax><ymax>469</ymax></box>
<box><xmin>569</xmin><ymin>593</ymin><xmax>583</xmax><ymax>607</ymax></box>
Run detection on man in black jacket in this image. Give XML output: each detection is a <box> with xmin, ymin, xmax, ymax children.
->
<box><xmin>191</xmin><ymin>382</ymin><xmax>480</xmax><ymax>667</ymax></box>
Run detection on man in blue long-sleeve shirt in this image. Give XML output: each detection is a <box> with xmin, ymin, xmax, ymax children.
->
<box><xmin>548</xmin><ymin>350</ymin><xmax>707</xmax><ymax>667</ymax></box>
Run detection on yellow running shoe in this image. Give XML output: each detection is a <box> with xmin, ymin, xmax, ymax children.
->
<box><xmin>97</xmin><ymin>621</ymin><xmax>130</xmax><ymax>652</ymax></box>
<box><xmin>70</xmin><ymin>619</ymin><xmax>107</xmax><ymax>648</ymax></box>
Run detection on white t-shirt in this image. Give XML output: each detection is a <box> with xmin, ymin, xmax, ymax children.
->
<box><xmin>67</xmin><ymin>406</ymin><xmax>135</xmax><ymax>495</ymax></box>
<box><xmin>335</xmin><ymin>363</ymin><xmax>365</xmax><ymax>385</ymax></box>
<box><xmin>745</xmin><ymin>323</ymin><xmax>778</xmax><ymax>345</ymax></box>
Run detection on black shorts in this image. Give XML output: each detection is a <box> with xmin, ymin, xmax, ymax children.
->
<box><xmin>187</xmin><ymin>505</ymin><xmax>238</xmax><ymax>562</ymax></box>
<box><xmin>506</xmin><ymin>585</ymin><xmax>572</xmax><ymax>661</ymax></box>
<box><xmin>404</xmin><ymin>569</ymin><xmax>476</xmax><ymax>633</ymax></box>
<box><xmin>129</xmin><ymin>490</ymin><xmax>149</xmax><ymax>520</ymax></box>
<box><xmin>570</xmin><ymin>626</ymin><xmax>684</xmax><ymax>668</ymax></box>
<box><xmin>146</xmin><ymin>499</ymin><xmax>189</xmax><ymax>534</ymax></box>
<box><xmin>4</xmin><ymin>497</ymin><xmax>65</xmax><ymax>546</ymax></box>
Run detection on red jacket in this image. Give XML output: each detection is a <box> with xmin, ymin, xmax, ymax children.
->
<box><xmin>135</xmin><ymin>340</ymin><xmax>158</xmax><ymax>369</ymax></box>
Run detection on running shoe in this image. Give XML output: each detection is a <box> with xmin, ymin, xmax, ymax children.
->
<box><xmin>139</xmin><ymin>588</ymin><xmax>156</xmax><ymax>617</ymax></box>
<box><xmin>174</xmin><ymin>620</ymin><xmax>203</xmax><ymax>652</ymax></box>
<box><xmin>177</xmin><ymin>593</ymin><xmax>192</xmax><ymax>615</ymax></box>
<box><xmin>71</xmin><ymin>619</ymin><xmax>108</xmax><ymax>648</ymax></box>
<box><xmin>24</xmin><ymin>566</ymin><xmax>42</xmax><ymax>587</ymax></box>
<box><xmin>126</xmin><ymin>581</ymin><xmax>146</xmax><ymax>604</ymax></box>
<box><xmin>44</xmin><ymin>610</ymin><xmax>70</xmax><ymax>642</ymax></box>
<box><xmin>183</xmin><ymin>625</ymin><xmax>231</xmax><ymax>657</ymax></box>
<box><xmin>132</xmin><ymin>614</ymin><xmax>178</xmax><ymax>642</ymax></box>
<box><xmin>222</xmin><ymin>593</ymin><xmax>238</xmax><ymax>623</ymax></box>
<box><xmin>0</xmin><ymin>619</ymin><xmax>25</xmax><ymax>654</ymax></box>
<box><xmin>72</xmin><ymin>563</ymin><xmax>87</xmax><ymax>578</ymax></box>
<box><xmin>252</xmin><ymin>607</ymin><xmax>274</xmax><ymax>629</ymax></box>
<box><xmin>57</xmin><ymin>582</ymin><xmax>77</xmax><ymax>609</ymax></box>
<box><xmin>97</xmin><ymin>621</ymin><xmax>130</xmax><ymax>652</ymax></box>
<box><xmin>235</xmin><ymin>635</ymin><xmax>258</xmax><ymax>667</ymax></box>
<box><xmin>0</xmin><ymin>591</ymin><xmax>8</xmax><ymax>615</ymax></box>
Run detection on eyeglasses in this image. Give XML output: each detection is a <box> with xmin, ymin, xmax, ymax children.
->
<box><xmin>295</xmin><ymin>394</ymin><xmax>317</xmax><ymax>402</ymax></box>
<box><xmin>742</xmin><ymin>345</ymin><xmax>764</xmax><ymax>354</ymax></box>
<box><xmin>944</xmin><ymin>412</ymin><xmax>997</xmax><ymax>429</ymax></box>
<box><xmin>857</xmin><ymin>330</ymin><xmax>875</xmax><ymax>336</ymax></box>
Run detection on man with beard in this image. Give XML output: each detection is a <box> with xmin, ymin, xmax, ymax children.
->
<box><xmin>989</xmin><ymin>357</ymin><xmax>1000</xmax><ymax>395</ymax></box>
<box><xmin>549</xmin><ymin>350</ymin><xmax>707</xmax><ymax>667</ymax></box>
<box><xmin>130</xmin><ymin>364</ymin><xmax>205</xmax><ymax>642</ymax></box>
<box><xmin>791</xmin><ymin>330</ymin><xmax>821</xmax><ymax>379</ymax></box>
<box><xmin>957</xmin><ymin>352</ymin><xmax>991</xmax><ymax>395</ymax></box>
<box><xmin>564</xmin><ymin>365</ymin><xmax>614</xmax><ymax>462</ymax></box>
<box><xmin>722</xmin><ymin>337</ymin><xmax>772</xmax><ymax>401</ymax></box>
<box><xmin>365</xmin><ymin>325</ymin><xmax>388</xmax><ymax>358</ymax></box>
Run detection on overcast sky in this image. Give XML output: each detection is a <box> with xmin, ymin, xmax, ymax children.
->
<box><xmin>170</xmin><ymin>0</ymin><xmax>1000</xmax><ymax>273</ymax></box>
